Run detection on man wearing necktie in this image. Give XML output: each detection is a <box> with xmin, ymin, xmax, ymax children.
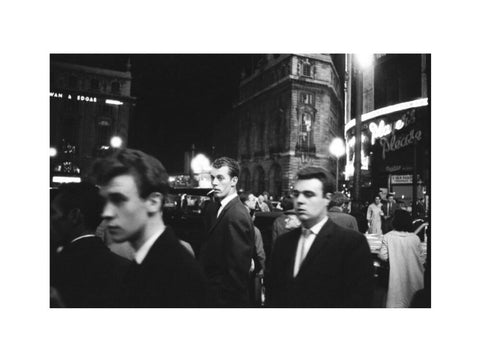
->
<box><xmin>199</xmin><ymin>157</ymin><xmax>255</xmax><ymax>307</ymax></box>
<box><xmin>382</xmin><ymin>193</ymin><xmax>399</xmax><ymax>234</ymax></box>
<box><xmin>267</xmin><ymin>167</ymin><xmax>374</xmax><ymax>307</ymax></box>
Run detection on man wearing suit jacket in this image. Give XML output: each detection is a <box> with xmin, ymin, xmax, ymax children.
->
<box><xmin>267</xmin><ymin>167</ymin><xmax>374</xmax><ymax>307</ymax></box>
<box><xmin>382</xmin><ymin>193</ymin><xmax>399</xmax><ymax>233</ymax></box>
<box><xmin>93</xmin><ymin>148</ymin><xmax>207</xmax><ymax>307</ymax></box>
<box><xmin>199</xmin><ymin>157</ymin><xmax>255</xmax><ymax>307</ymax></box>
<box><xmin>51</xmin><ymin>182</ymin><xmax>130</xmax><ymax>307</ymax></box>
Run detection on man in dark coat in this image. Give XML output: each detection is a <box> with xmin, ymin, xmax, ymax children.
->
<box><xmin>267</xmin><ymin>167</ymin><xmax>374</xmax><ymax>307</ymax></box>
<box><xmin>199</xmin><ymin>157</ymin><xmax>255</xmax><ymax>307</ymax></box>
<box><xmin>51</xmin><ymin>182</ymin><xmax>130</xmax><ymax>307</ymax></box>
<box><xmin>327</xmin><ymin>192</ymin><xmax>359</xmax><ymax>231</ymax></box>
<box><xmin>93</xmin><ymin>148</ymin><xmax>207</xmax><ymax>307</ymax></box>
<box><xmin>382</xmin><ymin>193</ymin><xmax>400</xmax><ymax>233</ymax></box>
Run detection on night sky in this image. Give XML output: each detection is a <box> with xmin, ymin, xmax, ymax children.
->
<box><xmin>51</xmin><ymin>54</ymin><xmax>260</xmax><ymax>174</ymax></box>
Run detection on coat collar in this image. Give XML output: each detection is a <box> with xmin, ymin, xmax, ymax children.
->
<box><xmin>208</xmin><ymin>195</ymin><xmax>240</xmax><ymax>233</ymax></box>
<box><xmin>294</xmin><ymin>218</ymin><xmax>337</xmax><ymax>278</ymax></box>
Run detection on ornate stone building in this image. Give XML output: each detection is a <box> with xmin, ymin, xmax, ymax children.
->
<box><xmin>233</xmin><ymin>54</ymin><xmax>344</xmax><ymax>198</ymax></box>
<box><xmin>50</xmin><ymin>61</ymin><xmax>135</xmax><ymax>184</ymax></box>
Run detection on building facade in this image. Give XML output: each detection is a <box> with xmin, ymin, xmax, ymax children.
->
<box><xmin>50</xmin><ymin>61</ymin><xmax>135</xmax><ymax>184</ymax></box>
<box><xmin>345</xmin><ymin>54</ymin><xmax>431</xmax><ymax>214</ymax></box>
<box><xmin>233</xmin><ymin>54</ymin><xmax>344</xmax><ymax>198</ymax></box>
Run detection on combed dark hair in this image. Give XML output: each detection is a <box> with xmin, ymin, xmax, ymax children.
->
<box><xmin>329</xmin><ymin>192</ymin><xmax>347</xmax><ymax>207</ymax></box>
<box><xmin>392</xmin><ymin>209</ymin><xmax>413</xmax><ymax>232</ymax></box>
<box><xmin>211</xmin><ymin>157</ymin><xmax>240</xmax><ymax>179</ymax></box>
<box><xmin>280</xmin><ymin>196</ymin><xmax>294</xmax><ymax>211</ymax></box>
<box><xmin>91</xmin><ymin>148</ymin><xmax>169</xmax><ymax>199</ymax></box>
<box><xmin>296</xmin><ymin>166</ymin><xmax>335</xmax><ymax>197</ymax></box>
<box><xmin>55</xmin><ymin>182</ymin><xmax>104</xmax><ymax>230</ymax></box>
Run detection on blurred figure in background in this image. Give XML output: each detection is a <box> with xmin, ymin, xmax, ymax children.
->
<box><xmin>271</xmin><ymin>196</ymin><xmax>300</xmax><ymax>253</ymax></box>
<box><xmin>381</xmin><ymin>193</ymin><xmax>399</xmax><ymax>234</ymax></box>
<box><xmin>257</xmin><ymin>194</ymin><xmax>270</xmax><ymax>212</ymax></box>
<box><xmin>350</xmin><ymin>200</ymin><xmax>369</xmax><ymax>234</ymax></box>
<box><xmin>239</xmin><ymin>193</ymin><xmax>266</xmax><ymax>306</ymax></box>
<box><xmin>51</xmin><ymin>182</ymin><xmax>130</xmax><ymax>307</ymax></box>
<box><xmin>327</xmin><ymin>192</ymin><xmax>359</xmax><ymax>231</ymax></box>
<box><xmin>367</xmin><ymin>196</ymin><xmax>384</xmax><ymax>234</ymax></box>
<box><xmin>378</xmin><ymin>209</ymin><xmax>426</xmax><ymax>308</ymax></box>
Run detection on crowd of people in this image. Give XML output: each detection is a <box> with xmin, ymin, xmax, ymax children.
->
<box><xmin>50</xmin><ymin>147</ymin><xmax>428</xmax><ymax>308</ymax></box>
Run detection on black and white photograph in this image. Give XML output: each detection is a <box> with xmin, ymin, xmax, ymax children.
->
<box><xmin>2</xmin><ymin>1</ymin><xmax>479</xmax><ymax>361</ymax></box>
<box><xmin>49</xmin><ymin>53</ymin><xmax>431</xmax><ymax>309</ymax></box>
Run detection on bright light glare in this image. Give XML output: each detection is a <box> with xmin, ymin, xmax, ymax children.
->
<box><xmin>191</xmin><ymin>153</ymin><xmax>211</xmax><ymax>174</ymax></box>
<box><xmin>329</xmin><ymin>138</ymin><xmax>346</xmax><ymax>157</ymax></box>
<box><xmin>110</xmin><ymin>136</ymin><xmax>122</xmax><ymax>148</ymax></box>
<box><xmin>356</xmin><ymin>53</ymin><xmax>373</xmax><ymax>68</ymax></box>
<box><xmin>50</xmin><ymin>147</ymin><xmax>57</xmax><ymax>157</ymax></box>
<box><xmin>52</xmin><ymin>176</ymin><xmax>81</xmax><ymax>183</ymax></box>
<box><xmin>105</xmin><ymin>99</ymin><xmax>123</xmax><ymax>105</ymax></box>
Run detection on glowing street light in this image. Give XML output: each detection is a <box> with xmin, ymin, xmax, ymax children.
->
<box><xmin>110</xmin><ymin>136</ymin><xmax>122</xmax><ymax>148</ymax></box>
<box><xmin>355</xmin><ymin>53</ymin><xmax>373</xmax><ymax>69</ymax></box>
<box><xmin>191</xmin><ymin>153</ymin><xmax>212</xmax><ymax>188</ymax></box>
<box><xmin>329</xmin><ymin>137</ymin><xmax>346</xmax><ymax>191</ymax></box>
<box><xmin>50</xmin><ymin>147</ymin><xmax>57</xmax><ymax>157</ymax></box>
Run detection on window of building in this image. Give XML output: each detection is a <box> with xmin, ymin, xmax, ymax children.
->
<box><xmin>91</xmin><ymin>78</ymin><xmax>99</xmax><ymax>90</ymax></box>
<box><xmin>111</xmin><ymin>81</ymin><xmax>120</xmax><ymax>94</ymax></box>
<box><xmin>302</xmin><ymin>61</ymin><xmax>312</xmax><ymax>77</ymax></box>
<box><xmin>301</xmin><ymin>92</ymin><xmax>313</xmax><ymax>104</ymax></box>
<box><xmin>68</xmin><ymin>75</ymin><xmax>78</xmax><ymax>89</ymax></box>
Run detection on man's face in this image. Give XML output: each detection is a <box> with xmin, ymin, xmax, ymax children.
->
<box><xmin>210</xmin><ymin>166</ymin><xmax>237</xmax><ymax>200</ymax></box>
<box><xmin>293</xmin><ymin>178</ymin><xmax>329</xmax><ymax>228</ymax></box>
<box><xmin>388</xmin><ymin>196</ymin><xmax>394</xmax><ymax>203</ymax></box>
<box><xmin>99</xmin><ymin>174</ymin><xmax>150</xmax><ymax>245</ymax></box>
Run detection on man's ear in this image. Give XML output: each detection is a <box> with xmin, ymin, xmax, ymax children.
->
<box><xmin>231</xmin><ymin>176</ymin><xmax>238</xmax><ymax>187</ymax></box>
<box><xmin>146</xmin><ymin>192</ymin><xmax>163</xmax><ymax>213</ymax></box>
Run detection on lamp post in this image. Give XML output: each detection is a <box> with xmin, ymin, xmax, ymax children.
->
<box><xmin>352</xmin><ymin>53</ymin><xmax>373</xmax><ymax>201</ymax></box>
<box><xmin>329</xmin><ymin>137</ymin><xmax>346</xmax><ymax>191</ymax></box>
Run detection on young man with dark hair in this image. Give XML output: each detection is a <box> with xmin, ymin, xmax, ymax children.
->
<box><xmin>51</xmin><ymin>182</ymin><xmax>130</xmax><ymax>307</ymax></box>
<box><xmin>267</xmin><ymin>167</ymin><xmax>374</xmax><ymax>307</ymax></box>
<box><xmin>92</xmin><ymin>148</ymin><xmax>207</xmax><ymax>307</ymax></box>
<box><xmin>327</xmin><ymin>192</ymin><xmax>359</xmax><ymax>231</ymax></box>
<box><xmin>199</xmin><ymin>157</ymin><xmax>255</xmax><ymax>307</ymax></box>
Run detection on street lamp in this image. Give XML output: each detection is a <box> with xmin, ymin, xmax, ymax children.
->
<box><xmin>352</xmin><ymin>53</ymin><xmax>373</xmax><ymax>201</ymax></box>
<box><xmin>50</xmin><ymin>147</ymin><xmax>58</xmax><ymax>157</ymax></box>
<box><xmin>110</xmin><ymin>136</ymin><xmax>122</xmax><ymax>148</ymax></box>
<box><xmin>329</xmin><ymin>137</ymin><xmax>346</xmax><ymax>191</ymax></box>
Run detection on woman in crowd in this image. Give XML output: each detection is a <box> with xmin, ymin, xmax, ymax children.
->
<box><xmin>366</xmin><ymin>196</ymin><xmax>383</xmax><ymax>234</ymax></box>
<box><xmin>378</xmin><ymin>209</ymin><xmax>426</xmax><ymax>307</ymax></box>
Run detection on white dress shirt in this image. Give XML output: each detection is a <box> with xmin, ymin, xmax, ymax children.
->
<box><xmin>134</xmin><ymin>226</ymin><xmax>165</xmax><ymax>264</ymax></box>
<box><xmin>217</xmin><ymin>192</ymin><xmax>237</xmax><ymax>218</ymax></box>
<box><xmin>293</xmin><ymin>216</ymin><xmax>328</xmax><ymax>277</ymax></box>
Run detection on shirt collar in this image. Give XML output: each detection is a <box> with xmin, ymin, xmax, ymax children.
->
<box><xmin>220</xmin><ymin>192</ymin><xmax>237</xmax><ymax>208</ymax></box>
<box><xmin>134</xmin><ymin>227</ymin><xmax>165</xmax><ymax>264</ymax></box>
<box><xmin>303</xmin><ymin>216</ymin><xmax>329</xmax><ymax>236</ymax></box>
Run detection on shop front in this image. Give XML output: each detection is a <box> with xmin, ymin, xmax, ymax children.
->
<box><xmin>345</xmin><ymin>98</ymin><xmax>430</xmax><ymax>218</ymax></box>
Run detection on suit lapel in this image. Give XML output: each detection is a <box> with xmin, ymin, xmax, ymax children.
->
<box><xmin>208</xmin><ymin>196</ymin><xmax>238</xmax><ymax>234</ymax></box>
<box><xmin>296</xmin><ymin>219</ymin><xmax>335</xmax><ymax>277</ymax></box>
